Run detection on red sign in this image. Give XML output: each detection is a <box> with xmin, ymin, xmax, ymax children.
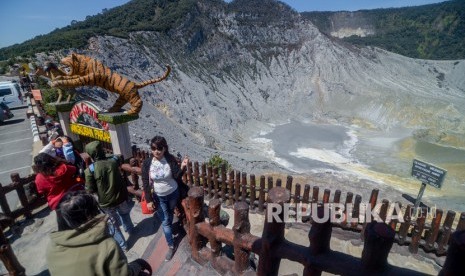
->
<box><xmin>69</xmin><ymin>101</ymin><xmax>109</xmax><ymax>131</ymax></box>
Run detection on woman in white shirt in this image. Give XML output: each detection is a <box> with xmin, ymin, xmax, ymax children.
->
<box><xmin>141</xmin><ymin>136</ymin><xmax>188</xmax><ymax>261</ymax></box>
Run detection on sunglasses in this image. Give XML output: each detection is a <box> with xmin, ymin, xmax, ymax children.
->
<box><xmin>151</xmin><ymin>146</ymin><xmax>164</xmax><ymax>151</ymax></box>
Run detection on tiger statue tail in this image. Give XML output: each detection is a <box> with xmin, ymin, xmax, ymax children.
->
<box><xmin>134</xmin><ymin>65</ymin><xmax>171</xmax><ymax>89</ymax></box>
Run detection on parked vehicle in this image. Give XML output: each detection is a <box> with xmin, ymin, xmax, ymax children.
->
<box><xmin>0</xmin><ymin>101</ymin><xmax>14</xmax><ymax>124</ymax></box>
<box><xmin>0</xmin><ymin>81</ymin><xmax>24</xmax><ymax>109</ymax></box>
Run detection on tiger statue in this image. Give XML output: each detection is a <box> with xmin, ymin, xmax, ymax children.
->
<box><xmin>51</xmin><ymin>53</ymin><xmax>171</xmax><ymax>115</ymax></box>
<box><xmin>35</xmin><ymin>62</ymin><xmax>75</xmax><ymax>103</ymax></box>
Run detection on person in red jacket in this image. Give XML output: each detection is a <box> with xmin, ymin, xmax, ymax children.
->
<box><xmin>33</xmin><ymin>152</ymin><xmax>81</xmax><ymax>210</ymax></box>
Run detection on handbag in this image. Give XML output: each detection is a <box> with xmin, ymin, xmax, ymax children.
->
<box><xmin>140</xmin><ymin>191</ymin><xmax>154</xmax><ymax>214</ymax></box>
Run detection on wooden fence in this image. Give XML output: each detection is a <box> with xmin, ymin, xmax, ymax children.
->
<box><xmin>183</xmin><ymin>186</ymin><xmax>464</xmax><ymax>275</ymax></box>
<box><xmin>0</xmin><ymin>172</ymin><xmax>45</xmax><ymax>276</ymax></box>
<box><xmin>0</xmin><ymin>173</ymin><xmax>45</xmax><ymax>224</ymax></box>
<box><xmin>125</xmin><ymin>149</ymin><xmax>465</xmax><ymax>257</ymax></box>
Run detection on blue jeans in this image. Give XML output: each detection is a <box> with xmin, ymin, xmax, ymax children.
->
<box><xmin>156</xmin><ymin>189</ymin><xmax>179</xmax><ymax>247</ymax></box>
<box><xmin>104</xmin><ymin>200</ymin><xmax>134</xmax><ymax>250</ymax></box>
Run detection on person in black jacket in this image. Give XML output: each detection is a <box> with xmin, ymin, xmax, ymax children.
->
<box><xmin>142</xmin><ymin>136</ymin><xmax>189</xmax><ymax>261</ymax></box>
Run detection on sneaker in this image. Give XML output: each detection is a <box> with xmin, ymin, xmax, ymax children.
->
<box><xmin>165</xmin><ymin>246</ymin><xmax>175</xmax><ymax>261</ymax></box>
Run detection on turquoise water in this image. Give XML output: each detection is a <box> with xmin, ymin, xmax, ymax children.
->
<box><xmin>259</xmin><ymin>120</ymin><xmax>465</xmax><ymax>211</ymax></box>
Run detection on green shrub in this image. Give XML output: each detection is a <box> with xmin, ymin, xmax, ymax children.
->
<box><xmin>208</xmin><ymin>154</ymin><xmax>231</xmax><ymax>173</ymax></box>
<box><xmin>41</xmin><ymin>88</ymin><xmax>72</xmax><ymax>118</ymax></box>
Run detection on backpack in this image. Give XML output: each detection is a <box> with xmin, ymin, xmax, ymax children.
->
<box><xmin>88</xmin><ymin>155</ymin><xmax>120</xmax><ymax>174</ymax></box>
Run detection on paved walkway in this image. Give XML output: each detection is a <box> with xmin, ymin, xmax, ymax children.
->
<box><xmin>121</xmin><ymin>202</ymin><xmax>220</xmax><ymax>276</ymax></box>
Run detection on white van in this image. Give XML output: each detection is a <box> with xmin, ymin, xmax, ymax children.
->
<box><xmin>0</xmin><ymin>81</ymin><xmax>24</xmax><ymax>109</ymax></box>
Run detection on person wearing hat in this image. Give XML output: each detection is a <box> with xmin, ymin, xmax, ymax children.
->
<box><xmin>48</xmin><ymin>190</ymin><xmax>150</xmax><ymax>276</ymax></box>
<box><xmin>40</xmin><ymin>136</ymin><xmax>75</xmax><ymax>162</ymax></box>
<box><xmin>84</xmin><ymin>141</ymin><xmax>134</xmax><ymax>252</ymax></box>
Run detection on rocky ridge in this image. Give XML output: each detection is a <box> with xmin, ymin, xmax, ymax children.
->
<box><xmin>36</xmin><ymin>0</ymin><xmax>465</xmax><ymax>177</ymax></box>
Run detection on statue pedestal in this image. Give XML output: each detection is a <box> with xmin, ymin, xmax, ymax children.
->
<box><xmin>47</xmin><ymin>102</ymin><xmax>79</xmax><ymax>142</ymax></box>
<box><xmin>98</xmin><ymin>113</ymin><xmax>139</xmax><ymax>160</ymax></box>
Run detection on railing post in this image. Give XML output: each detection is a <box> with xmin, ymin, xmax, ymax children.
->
<box><xmin>129</xmin><ymin>158</ymin><xmax>139</xmax><ymax>190</ymax></box>
<box><xmin>212</xmin><ymin>167</ymin><xmax>219</xmax><ymax>199</ymax></box>
<box><xmin>0</xmin><ymin>184</ymin><xmax>12</xmax><ymax>217</ymax></box>
<box><xmin>285</xmin><ymin>175</ymin><xmax>293</xmax><ymax>192</ymax></box>
<box><xmin>258</xmin><ymin>176</ymin><xmax>265</xmax><ymax>213</ymax></box>
<box><xmin>205</xmin><ymin>164</ymin><xmax>211</xmax><ymax>199</ymax></box>
<box><xmin>233</xmin><ymin>201</ymin><xmax>251</xmax><ymax>274</ymax></box>
<box><xmin>201</xmin><ymin>163</ymin><xmax>207</xmax><ymax>191</ymax></box>
<box><xmin>257</xmin><ymin>187</ymin><xmax>290</xmax><ymax>276</ymax></box>
<box><xmin>398</xmin><ymin>204</ymin><xmax>413</xmax><ymax>245</ymax></box>
<box><xmin>187</xmin><ymin>161</ymin><xmax>193</xmax><ymax>186</ymax></box>
<box><xmin>241</xmin><ymin>172</ymin><xmax>247</xmax><ymax>202</ymax></box>
<box><xmin>234</xmin><ymin>171</ymin><xmax>241</xmax><ymax>203</ymax></box>
<box><xmin>437</xmin><ymin>210</ymin><xmax>456</xmax><ymax>254</ymax></box>
<box><xmin>0</xmin><ymin>228</ymin><xmax>25</xmax><ymax>276</ymax></box>
<box><xmin>228</xmin><ymin>170</ymin><xmax>234</xmax><ymax>206</ymax></box>
<box><xmin>361</xmin><ymin>222</ymin><xmax>395</xmax><ymax>274</ymax></box>
<box><xmin>187</xmin><ymin>186</ymin><xmax>205</xmax><ymax>263</ymax></box>
<box><xmin>193</xmin><ymin>162</ymin><xmax>200</xmax><ymax>187</ymax></box>
<box><xmin>409</xmin><ymin>208</ymin><xmax>427</xmax><ymax>254</ymax></box>
<box><xmin>220</xmin><ymin>165</ymin><xmax>227</xmax><ymax>203</ymax></box>
<box><xmin>208</xmin><ymin>199</ymin><xmax>222</xmax><ymax>258</ymax></box>
<box><xmin>457</xmin><ymin>212</ymin><xmax>465</xmax><ymax>231</ymax></box>
<box><xmin>425</xmin><ymin>209</ymin><xmax>443</xmax><ymax>251</ymax></box>
<box><xmin>249</xmin><ymin>174</ymin><xmax>256</xmax><ymax>211</ymax></box>
<box><xmin>11</xmin><ymin>173</ymin><xmax>31</xmax><ymax>219</ymax></box>
<box><xmin>439</xmin><ymin>230</ymin><xmax>465</xmax><ymax>276</ymax></box>
<box><xmin>306</xmin><ymin>204</ymin><xmax>332</xmax><ymax>276</ymax></box>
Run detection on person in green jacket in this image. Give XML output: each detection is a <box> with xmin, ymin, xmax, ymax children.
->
<box><xmin>47</xmin><ymin>190</ymin><xmax>150</xmax><ymax>276</ymax></box>
<box><xmin>84</xmin><ymin>141</ymin><xmax>134</xmax><ymax>251</ymax></box>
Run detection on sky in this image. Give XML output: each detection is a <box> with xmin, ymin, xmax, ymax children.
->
<box><xmin>0</xmin><ymin>0</ymin><xmax>445</xmax><ymax>49</ymax></box>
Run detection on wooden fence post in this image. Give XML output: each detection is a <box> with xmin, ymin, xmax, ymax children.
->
<box><xmin>227</xmin><ymin>171</ymin><xmax>234</xmax><ymax>205</ymax></box>
<box><xmin>212</xmin><ymin>167</ymin><xmax>219</xmax><ymax>199</ymax></box>
<box><xmin>234</xmin><ymin>171</ymin><xmax>241</xmax><ymax>203</ymax></box>
<box><xmin>398</xmin><ymin>204</ymin><xmax>413</xmax><ymax>245</ymax></box>
<box><xmin>208</xmin><ymin>199</ymin><xmax>222</xmax><ymax>258</ymax></box>
<box><xmin>129</xmin><ymin>158</ymin><xmax>139</xmax><ymax>190</ymax></box>
<box><xmin>457</xmin><ymin>212</ymin><xmax>465</xmax><ymax>231</ymax></box>
<box><xmin>285</xmin><ymin>175</ymin><xmax>293</xmax><ymax>192</ymax></box>
<box><xmin>187</xmin><ymin>161</ymin><xmax>193</xmax><ymax>186</ymax></box>
<box><xmin>306</xmin><ymin>204</ymin><xmax>332</xmax><ymax>276</ymax></box>
<box><xmin>425</xmin><ymin>209</ymin><xmax>443</xmax><ymax>252</ymax></box>
<box><xmin>293</xmin><ymin>184</ymin><xmax>301</xmax><ymax>217</ymax></box>
<box><xmin>0</xmin><ymin>228</ymin><xmax>25</xmax><ymax>276</ymax></box>
<box><xmin>250</xmin><ymin>175</ymin><xmax>256</xmax><ymax>211</ymax></box>
<box><xmin>11</xmin><ymin>174</ymin><xmax>31</xmax><ymax>219</ymax></box>
<box><xmin>257</xmin><ymin>187</ymin><xmax>290</xmax><ymax>276</ymax></box>
<box><xmin>0</xmin><ymin>184</ymin><xmax>12</xmax><ymax>217</ymax></box>
<box><xmin>193</xmin><ymin>162</ymin><xmax>200</xmax><ymax>187</ymax></box>
<box><xmin>233</xmin><ymin>201</ymin><xmax>251</xmax><ymax>274</ymax></box>
<box><xmin>342</xmin><ymin>192</ymin><xmax>353</xmax><ymax>228</ymax></box>
<box><xmin>206</xmin><ymin>165</ymin><xmax>212</xmax><ymax>199</ymax></box>
<box><xmin>361</xmin><ymin>222</ymin><xmax>395</xmax><ymax>274</ymax></box>
<box><xmin>220</xmin><ymin>165</ymin><xmax>227</xmax><ymax>203</ymax></box>
<box><xmin>241</xmin><ymin>172</ymin><xmax>247</xmax><ymax>202</ymax></box>
<box><xmin>187</xmin><ymin>186</ymin><xmax>205</xmax><ymax>263</ymax></box>
<box><xmin>409</xmin><ymin>208</ymin><xmax>427</xmax><ymax>254</ymax></box>
<box><xmin>258</xmin><ymin>176</ymin><xmax>265</xmax><ymax>213</ymax></box>
<box><xmin>439</xmin><ymin>230</ymin><xmax>465</xmax><ymax>276</ymax></box>
<box><xmin>437</xmin><ymin>210</ymin><xmax>456</xmax><ymax>254</ymax></box>
<box><xmin>201</xmin><ymin>163</ymin><xmax>207</xmax><ymax>191</ymax></box>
